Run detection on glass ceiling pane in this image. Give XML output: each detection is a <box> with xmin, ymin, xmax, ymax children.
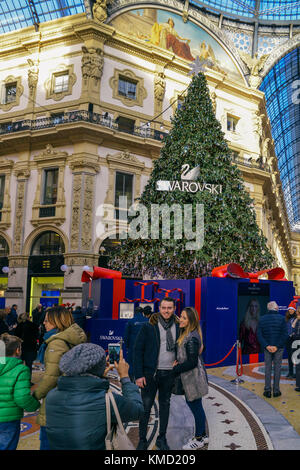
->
<box><xmin>190</xmin><ymin>0</ymin><xmax>255</xmax><ymax>18</ymax></box>
<box><xmin>260</xmin><ymin>48</ymin><xmax>300</xmax><ymax>231</ymax></box>
<box><xmin>189</xmin><ymin>0</ymin><xmax>300</xmax><ymax>20</ymax></box>
<box><xmin>0</xmin><ymin>0</ymin><xmax>86</xmax><ymax>34</ymax></box>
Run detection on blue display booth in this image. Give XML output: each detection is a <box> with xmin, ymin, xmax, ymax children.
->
<box><xmin>82</xmin><ymin>265</ymin><xmax>295</xmax><ymax>367</ymax></box>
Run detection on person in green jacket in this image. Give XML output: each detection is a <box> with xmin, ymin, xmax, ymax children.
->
<box><xmin>0</xmin><ymin>333</ymin><xmax>40</xmax><ymax>450</ymax></box>
<box><xmin>32</xmin><ymin>306</ymin><xmax>87</xmax><ymax>450</ymax></box>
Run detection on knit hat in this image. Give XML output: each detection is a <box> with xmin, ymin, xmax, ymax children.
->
<box><xmin>59</xmin><ymin>343</ymin><xmax>107</xmax><ymax>377</ymax></box>
<box><xmin>267</xmin><ymin>301</ymin><xmax>279</xmax><ymax>311</ymax></box>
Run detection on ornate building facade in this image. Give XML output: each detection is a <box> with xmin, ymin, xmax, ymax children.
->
<box><xmin>0</xmin><ymin>0</ymin><xmax>299</xmax><ymax>312</ymax></box>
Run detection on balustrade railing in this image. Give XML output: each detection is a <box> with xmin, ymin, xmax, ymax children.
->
<box><xmin>0</xmin><ymin>110</ymin><xmax>167</xmax><ymax>143</ymax></box>
<box><xmin>0</xmin><ymin>111</ymin><xmax>270</xmax><ymax>173</ymax></box>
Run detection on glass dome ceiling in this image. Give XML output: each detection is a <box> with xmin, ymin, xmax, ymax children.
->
<box><xmin>190</xmin><ymin>0</ymin><xmax>300</xmax><ymax>21</ymax></box>
<box><xmin>0</xmin><ymin>0</ymin><xmax>86</xmax><ymax>34</ymax></box>
<box><xmin>260</xmin><ymin>48</ymin><xmax>300</xmax><ymax>232</ymax></box>
<box><xmin>1</xmin><ymin>0</ymin><xmax>300</xmax><ymax>35</ymax></box>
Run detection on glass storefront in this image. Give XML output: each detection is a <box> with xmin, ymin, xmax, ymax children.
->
<box><xmin>29</xmin><ymin>276</ymin><xmax>64</xmax><ymax>314</ymax></box>
<box><xmin>0</xmin><ymin>276</ymin><xmax>7</xmax><ymax>308</ymax></box>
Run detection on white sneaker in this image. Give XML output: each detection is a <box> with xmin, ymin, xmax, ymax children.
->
<box><xmin>182</xmin><ymin>436</ymin><xmax>209</xmax><ymax>450</ymax></box>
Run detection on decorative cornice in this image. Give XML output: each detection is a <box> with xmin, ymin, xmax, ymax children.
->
<box><xmin>68</xmin><ymin>153</ymin><xmax>101</xmax><ymax>173</ymax></box>
<box><xmin>33</xmin><ymin>144</ymin><xmax>69</xmax><ymax>165</ymax></box>
<box><xmin>106</xmin><ymin>149</ymin><xmax>145</xmax><ymax>169</ymax></box>
<box><xmin>0</xmin><ymin>159</ymin><xmax>14</xmax><ymax>172</ymax></box>
<box><xmin>13</xmin><ymin>163</ymin><xmax>30</xmax><ymax>179</ymax></box>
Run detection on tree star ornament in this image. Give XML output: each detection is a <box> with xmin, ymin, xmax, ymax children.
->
<box><xmin>188</xmin><ymin>56</ymin><xmax>213</xmax><ymax>76</ymax></box>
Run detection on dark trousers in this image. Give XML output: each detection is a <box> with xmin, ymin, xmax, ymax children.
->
<box><xmin>286</xmin><ymin>336</ymin><xmax>295</xmax><ymax>375</ymax></box>
<box><xmin>292</xmin><ymin>340</ymin><xmax>300</xmax><ymax>387</ymax></box>
<box><xmin>22</xmin><ymin>350</ymin><xmax>37</xmax><ymax>376</ymax></box>
<box><xmin>296</xmin><ymin>362</ymin><xmax>300</xmax><ymax>388</ymax></box>
<box><xmin>186</xmin><ymin>397</ymin><xmax>206</xmax><ymax>437</ymax></box>
<box><xmin>40</xmin><ymin>426</ymin><xmax>51</xmax><ymax>450</ymax></box>
<box><xmin>139</xmin><ymin>370</ymin><xmax>174</xmax><ymax>440</ymax></box>
<box><xmin>264</xmin><ymin>348</ymin><xmax>284</xmax><ymax>393</ymax></box>
<box><xmin>0</xmin><ymin>420</ymin><xmax>21</xmax><ymax>450</ymax></box>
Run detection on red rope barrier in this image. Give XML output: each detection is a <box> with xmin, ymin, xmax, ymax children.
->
<box><xmin>204</xmin><ymin>343</ymin><xmax>236</xmax><ymax>367</ymax></box>
<box><xmin>236</xmin><ymin>343</ymin><xmax>243</xmax><ymax>377</ymax></box>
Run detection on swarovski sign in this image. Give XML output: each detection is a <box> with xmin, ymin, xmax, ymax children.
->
<box><xmin>156</xmin><ymin>164</ymin><xmax>222</xmax><ymax>194</ymax></box>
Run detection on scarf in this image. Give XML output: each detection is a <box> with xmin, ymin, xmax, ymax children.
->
<box><xmin>158</xmin><ymin>314</ymin><xmax>175</xmax><ymax>352</ymax></box>
<box><xmin>37</xmin><ymin>328</ymin><xmax>58</xmax><ymax>364</ymax></box>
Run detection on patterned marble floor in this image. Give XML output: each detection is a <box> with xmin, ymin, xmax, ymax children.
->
<box><xmin>17</xmin><ymin>360</ymin><xmax>300</xmax><ymax>451</ymax></box>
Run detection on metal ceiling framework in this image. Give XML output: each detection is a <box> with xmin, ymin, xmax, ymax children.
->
<box><xmin>0</xmin><ymin>0</ymin><xmax>86</xmax><ymax>34</ymax></box>
<box><xmin>190</xmin><ymin>0</ymin><xmax>300</xmax><ymax>21</ymax></box>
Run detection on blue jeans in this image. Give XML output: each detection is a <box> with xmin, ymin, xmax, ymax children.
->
<box><xmin>40</xmin><ymin>426</ymin><xmax>51</xmax><ymax>450</ymax></box>
<box><xmin>0</xmin><ymin>420</ymin><xmax>21</xmax><ymax>450</ymax></box>
<box><xmin>186</xmin><ymin>397</ymin><xmax>206</xmax><ymax>437</ymax></box>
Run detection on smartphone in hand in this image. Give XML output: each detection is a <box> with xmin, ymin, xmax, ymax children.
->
<box><xmin>108</xmin><ymin>343</ymin><xmax>121</xmax><ymax>364</ymax></box>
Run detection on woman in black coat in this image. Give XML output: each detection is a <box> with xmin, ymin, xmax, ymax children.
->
<box><xmin>15</xmin><ymin>312</ymin><xmax>39</xmax><ymax>378</ymax></box>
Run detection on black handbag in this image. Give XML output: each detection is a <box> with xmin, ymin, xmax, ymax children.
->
<box><xmin>172</xmin><ymin>375</ymin><xmax>184</xmax><ymax>395</ymax></box>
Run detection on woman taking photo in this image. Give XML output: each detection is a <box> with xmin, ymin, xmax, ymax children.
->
<box><xmin>33</xmin><ymin>306</ymin><xmax>87</xmax><ymax>450</ymax></box>
<box><xmin>172</xmin><ymin>307</ymin><xmax>209</xmax><ymax>450</ymax></box>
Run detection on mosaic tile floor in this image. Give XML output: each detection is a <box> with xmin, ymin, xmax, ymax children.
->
<box><xmin>17</xmin><ymin>360</ymin><xmax>300</xmax><ymax>451</ymax></box>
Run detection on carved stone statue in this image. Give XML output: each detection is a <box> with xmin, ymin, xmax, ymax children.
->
<box><xmin>93</xmin><ymin>0</ymin><xmax>110</xmax><ymax>23</ymax></box>
<box><xmin>239</xmin><ymin>52</ymin><xmax>269</xmax><ymax>88</ymax></box>
<box><xmin>27</xmin><ymin>59</ymin><xmax>39</xmax><ymax>95</ymax></box>
<box><xmin>210</xmin><ymin>91</ymin><xmax>217</xmax><ymax>112</ymax></box>
<box><xmin>82</xmin><ymin>47</ymin><xmax>104</xmax><ymax>81</ymax></box>
<box><xmin>253</xmin><ymin>110</ymin><xmax>264</xmax><ymax>137</ymax></box>
<box><xmin>154</xmin><ymin>72</ymin><xmax>166</xmax><ymax>102</ymax></box>
<box><xmin>261</xmin><ymin>137</ymin><xmax>270</xmax><ymax>162</ymax></box>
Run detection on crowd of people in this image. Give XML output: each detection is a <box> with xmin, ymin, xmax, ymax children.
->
<box><xmin>0</xmin><ymin>299</ymin><xmax>209</xmax><ymax>451</ymax></box>
<box><xmin>0</xmin><ymin>297</ymin><xmax>299</xmax><ymax>451</ymax></box>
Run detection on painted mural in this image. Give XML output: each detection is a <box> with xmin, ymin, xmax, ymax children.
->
<box><xmin>109</xmin><ymin>8</ymin><xmax>243</xmax><ymax>83</ymax></box>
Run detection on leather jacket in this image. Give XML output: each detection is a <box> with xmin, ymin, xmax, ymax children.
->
<box><xmin>173</xmin><ymin>336</ymin><xmax>200</xmax><ymax>376</ymax></box>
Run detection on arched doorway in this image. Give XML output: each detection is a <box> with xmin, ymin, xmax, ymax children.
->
<box><xmin>0</xmin><ymin>236</ymin><xmax>9</xmax><ymax>307</ymax></box>
<box><xmin>27</xmin><ymin>231</ymin><xmax>65</xmax><ymax>313</ymax></box>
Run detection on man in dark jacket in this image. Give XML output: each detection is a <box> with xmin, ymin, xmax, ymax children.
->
<box><xmin>31</xmin><ymin>304</ymin><xmax>45</xmax><ymax>348</ymax></box>
<box><xmin>6</xmin><ymin>305</ymin><xmax>18</xmax><ymax>333</ymax></box>
<box><xmin>45</xmin><ymin>342</ymin><xmax>144</xmax><ymax>450</ymax></box>
<box><xmin>133</xmin><ymin>297</ymin><xmax>180</xmax><ymax>451</ymax></box>
<box><xmin>72</xmin><ymin>306</ymin><xmax>86</xmax><ymax>330</ymax></box>
<box><xmin>257</xmin><ymin>301</ymin><xmax>288</xmax><ymax>398</ymax></box>
<box><xmin>31</xmin><ymin>304</ymin><xmax>45</xmax><ymax>327</ymax></box>
<box><xmin>124</xmin><ymin>305</ymin><xmax>152</xmax><ymax>381</ymax></box>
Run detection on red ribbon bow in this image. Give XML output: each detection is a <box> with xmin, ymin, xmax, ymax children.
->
<box><xmin>211</xmin><ymin>263</ymin><xmax>286</xmax><ymax>283</ymax></box>
<box><xmin>81</xmin><ymin>266</ymin><xmax>122</xmax><ymax>283</ymax></box>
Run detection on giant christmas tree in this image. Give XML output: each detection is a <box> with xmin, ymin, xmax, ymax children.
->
<box><xmin>109</xmin><ymin>68</ymin><xmax>274</xmax><ymax>279</ymax></box>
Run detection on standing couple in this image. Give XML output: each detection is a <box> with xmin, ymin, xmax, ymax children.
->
<box><xmin>133</xmin><ymin>297</ymin><xmax>208</xmax><ymax>450</ymax></box>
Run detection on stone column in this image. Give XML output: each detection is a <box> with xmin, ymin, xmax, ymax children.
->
<box><xmin>61</xmin><ymin>152</ymin><xmax>100</xmax><ymax>305</ymax></box>
<box><xmin>5</xmin><ymin>168</ymin><xmax>30</xmax><ymax>312</ymax></box>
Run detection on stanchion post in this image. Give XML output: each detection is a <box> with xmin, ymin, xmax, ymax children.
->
<box><xmin>230</xmin><ymin>340</ymin><xmax>244</xmax><ymax>385</ymax></box>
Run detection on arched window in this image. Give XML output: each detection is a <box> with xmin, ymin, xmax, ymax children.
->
<box><xmin>98</xmin><ymin>238</ymin><xmax>121</xmax><ymax>268</ymax></box>
<box><xmin>31</xmin><ymin>231</ymin><xmax>65</xmax><ymax>256</ymax></box>
<box><xmin>0</xmin><ymin>236</ymin><xmax>9</xmax><ymax>257</ymax></box>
